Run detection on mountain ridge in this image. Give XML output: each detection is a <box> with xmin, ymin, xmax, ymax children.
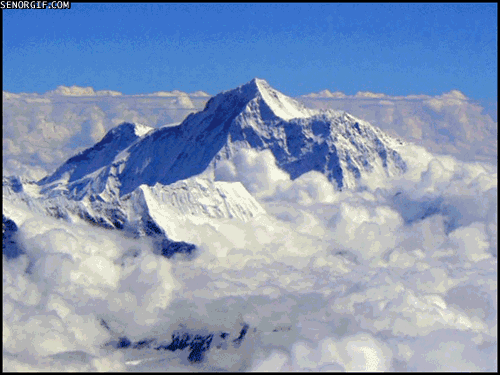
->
<box><xmin>38</xmin><ymin>78</ymin><xmax>406</xmax><ymax>197</ymax></box>
<box><xmin>4</xmin><ymin>77</ymin><xmax>409</xmax><ymax>258</ymax></box>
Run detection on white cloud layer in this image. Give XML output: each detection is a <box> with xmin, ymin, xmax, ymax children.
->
<box><xmin>3</xmin><ymin>143</ymin><xmax>497</xmax><ymax>371</ymax></box>
<box><xmin>299</xmin><ymin>90</ymin><xmax>497</xmax><ymax>165</ymax></box>
<box><xmin>2</xmin><ymin>83</ymin><xmax>497</xmax><ymax>370</ymax></box>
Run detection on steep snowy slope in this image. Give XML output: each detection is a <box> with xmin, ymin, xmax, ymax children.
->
<box><xmin>126</xmin><ymin>178</ymin><xmax>266</xmax><ymax>241</ymax></box>
<box><xmin>226</xmin><ymin>105</ymin><xmax>407</xmax><ymax>190</ymax></box>
<box><xmin>38</xmin><ymin>78</ymin><xmax>406</xmax><ymax>198</ymax></box>
<box><xmin>3</xmin><ymin>175</ymin><xmax>265</xmax><ymax>243</ymax></box>
<box><xmin>39</xmin><ymin>122</ymin><xmax>154</xmax><ymax>187</ymax></box>
<box><xmin>5</xmin><ymin>78</ymin><xmax>407</xmax><ymax>253</ymax></box>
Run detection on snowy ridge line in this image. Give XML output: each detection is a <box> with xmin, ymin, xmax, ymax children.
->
<box><xmin>35</xmin><ymin>78</ymin><xmax>408</xmax><ymax>199</ymax></box>
<box><xmin>2</xmin><ymin>174</ymin><xmax>267</xmax><ymax>259</ymax></box>
<box><xmin>138</xmin><ymin>179</ymin><xmax>267</xmax><ymax>224</ymax></box>
<box><xmin>4</xmin><ymin>174</ymin><xmax>267</xmax><ymax>228</ymax></box>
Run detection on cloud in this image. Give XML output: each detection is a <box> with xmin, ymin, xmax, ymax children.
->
<box><xmin>3</xmin><ymin>92</ymin><xmax>209</xmax><ymax>178</ymax></box>
<box><xmin>355</xmin><ymin>91</ymin><xmax>387</xmax><ymax>99</ymax></box>
<box><xmin>189</xmin><ymin>91</ymin><xmax>211</xmax><ymax>97</ymax></box>
<box><xmin>301</xmin><ymin>89</ymin><xmax>347</xmax><ymax>98</ymax></box>
<box><xmin>215</xmin><ymin>149</ymin><xmax>338</xmax><ymax>207</ymax></box>
<box><xmin>214</xmin><ymin>148</ymin><xmax>290</xmax><ymax>198</ymax></box>
<box><xmin>4</xmin><ymin>86</ymin><xmax>496</xmax><ymax>181</ymax></box>
<box><xmin>2</xmin><ymin>89</ymin><xmax>497</xmax><ymax>371</ymax></box>
<box><xmin>405</xmin><ymin>330</ymin><xmax>497</xmax><ymax>371</ymax></box>
<box><xmin>47</xmin><ymin>85</ymin><xmax>97</xmax><ymax>96</ymax></box>
<box><xmin>3</xmin><ymin>159</ymin><xmax>48</xmax><ymax>181</ymax></box>
<box><xmin>449</xmin><ymin>222</ymin><xmax>492</xmax><ymax>263</ymax></box>
<box><xmin>4</xmin><ymin>145</ymin><xmax>497</xmax><ymax>369</ymax></box>
<box><xmin>274</xmin><ymin>170</ymin><xmax>338</xmax><ymax>205</ymax></box>
<box><xmin>298</xmin><ymin>90</ymin><xmax>497</xmax><ymax>165</ymax></box>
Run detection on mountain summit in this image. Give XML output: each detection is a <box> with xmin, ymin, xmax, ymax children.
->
<box><xmin>39</xmin><ymin>78</ymin><xmax>407</xmax><ymax>197</ymax></box>
<box><xmin>5</xmin><ymin>78</ymin><xmax>408</xmax><ymax>251</ymax></box>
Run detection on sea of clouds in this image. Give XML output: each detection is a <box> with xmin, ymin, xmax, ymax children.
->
<box><xmin>3</xmin><ymin>142</ymin><xmax>497</xmax><ymax>371</ymax></box>
<box><xmin>2</xmin><ymin>86</ymin><xmax>498</xmax><ymax>371</ymax></box>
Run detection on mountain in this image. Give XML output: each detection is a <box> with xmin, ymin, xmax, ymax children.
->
<box><xmin>39</xmin><ymin>122</ymin><xmax>154</xmax><ymax>187</ymax></box>
<box><xmin>39</xmin><ymin>78</ymin><xmax>407</xmax><ymax>197</ymax></box>
<box><xmin>4</xmin><ymin>78</ymin><xmax>407</xmax><ymax>255</ymax></box>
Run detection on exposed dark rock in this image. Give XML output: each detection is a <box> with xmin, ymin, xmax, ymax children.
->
<box><xmin>133</xmin><ymin>338</ymin><xmax>156</xmax><ymax>349</ymax></box>
<box><xmin>100</xmin><ymin>319</ymin><xmax>111</xmax><ymax>331</ymax></box>
<box><xmin>3</xmin><ymin>215</ymin><xmax>24</xmax><ymax>259</ymax></box>
<box><xmin>45</xmin><ymin>206</ymin><xmax>69</xmax><ymax>220</ymax></box>
<box><xmin>144</xmin><ymin>218</ymin><xmax>164</xmax><ymax>237</ymax></box>
<box><xmin>117</xmin><ymin>337</ymin><xmax>131</xmax><ymax>348</ymax></box>
<box><xmin>105</xmin><ymin>208</ymin><xmax>127</xmax><ymax>229</ymax></box>
<box><xmin>188</xmin><ymin>334</ymin><xmax>213</xmax><ymax>362</ymax></box>
<box><xmin>3</xmin><ymin>176</ymin><xmax>23</xmax><ymax>193</ymax></box>
<box><xmin>113</xmin><ymin>327</ymin><xmax>244</xmax><ymax>364</ymax></box>
<box><xmin>232</xmin><ymin>324</ymin><xmax>249</xmax><ymax>346</ymax></box>
<box><xmin>158</xmin><ymin>238</ymin><xmax>196</xmax><ymax>259</ymax></box>
<box><xmin>161</xmin><ymin>333</ymin><xmax>191</xmax><ymax>352</ymax></box>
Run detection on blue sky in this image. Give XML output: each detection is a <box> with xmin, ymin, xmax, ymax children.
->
<box><xmin>3</xmin><ymin>3</ymin><xmax>497</xmax><ymax>100</ymax></box>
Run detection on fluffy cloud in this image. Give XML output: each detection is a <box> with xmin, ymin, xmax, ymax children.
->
<box><xmin>214</xmin><ymin>148</ymin><xmax>290</xmax><ymax>198</ymax></box>
<box><xmin>215</xmin><ymin>149</ymin><xmax>338</xmax><ymax>206</ymax></box>
<box><xmin>299</xmin><ymin>90</ymin><xmax>497</xmax><ymax>165</ymax></box>
<box><xmin>3</xmin><ymin>89</ymin><xmax>209</xmax><ymax>179</ymax></box>
<box><xmin>2</xmin><ymin>88</ymin><xmax>497</xmax><ymax>371</ymax></box>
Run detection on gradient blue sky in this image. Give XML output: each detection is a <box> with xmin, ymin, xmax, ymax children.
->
<box><xmin>3</xmin><ymin>3</ymin><xmax>497</xmax><ymax>99</ymax></box>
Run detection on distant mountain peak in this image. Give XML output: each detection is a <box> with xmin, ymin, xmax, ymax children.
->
<box><xmin>39</xmin><ymin>122</ymin><xmax>153</xmax><ymax>187</ymax></box>
<box><xmin>249</xmin><ymin>77</ymin><xmax>273</xmax><ymax>94</ymax></box>
<box><xmin>39</xmin><ymin>79</ymin><xmax>407</xmax><ymax>197</ymax></box>
<box><xmin>11</xmin><ymin>79</ymin><xmax>411</xmax><ymax>251</ymax></box>
<box><xmin>108</xmin><ymin>122</ymin><xmax>153</xmax><ymax>137</ymax></box>
<box><xmin>210</xmin><ymin>78</ymin><xmax>316</xmax><ymax>121</ymax></box>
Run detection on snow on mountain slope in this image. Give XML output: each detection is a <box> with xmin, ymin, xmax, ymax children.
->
<box><xmin>38</xmin><ymin>122</ymin><xmax>154</xmax><ymax>188</ymax></box>
<box><xmin>131</xmin><ymin>178</ymin><xmax>266</xmax><ymax>241</ymax></box>
<box><xmin>144</xmin><ymin>79</ymin><xmax>403</xmax><ymax>193</ymax></box>
<box><xmin>140</xmin><ymin>179</ymin><xmax>265</xmax><ymax>222</ymax></box>
<box><xmin>3</xmin><ymin>172</ymin><xmax>267</xmax><ymax>247</ymax></box>
<box><xmin>253</xmin><ymin>78</ymin><xmax>317</xmax><ymax>120</ymax></box>
<box><xmin>226</xmin><ymin>100</ymin><xmax>407</xmax><ymax>190</ymax></box>
<box><xmin>47</xmin><ymin>78</ymin><xmax>406</xmax><ymax>197</ymax></box>
<box><xmin>6</xmin><ymin>78</ymin><xmax>406</xmax><ymax>251</ymax></box>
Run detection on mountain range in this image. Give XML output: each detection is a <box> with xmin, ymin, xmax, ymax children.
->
<box><xmin>3</xmin><ymin>78</ymin><xmax>408</xmax><ymax>255</ymax></box>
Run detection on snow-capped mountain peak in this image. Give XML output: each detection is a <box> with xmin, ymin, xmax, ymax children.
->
<box><xmin>131</xmin><ymin>123</ymin><xmax>154</xmax><ymax>137</ymax></box>
<box><xmin>251</xmin><ymin>78</ymin><xmax>318</xmax><ymax>120</ymax></box>
<box><xmin>36</xmin><ymin>78</ymin><xmax>408</xmax><ymax>201</ymax></box>
<box><xmin>39</xmin><ymin>122</ymin><xmax>154</xmax><ymax>187</ymax></box>
<box><xmin>199</xmin><ymin>78</ymin><xmax>316</xmax><ymax>124</ymax></box>
<box><xmin>5</xmin><ymin>78</ymin><xmax>408</xmax><ymax>278</ymax></box>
